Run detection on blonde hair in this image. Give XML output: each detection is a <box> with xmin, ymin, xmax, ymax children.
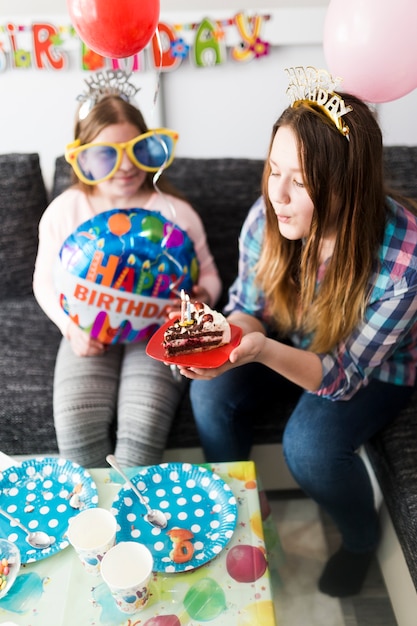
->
<box><xmin>257</xmin><ymin>94</ymin><xmax>391</xmax><ymax>352</ymax></box>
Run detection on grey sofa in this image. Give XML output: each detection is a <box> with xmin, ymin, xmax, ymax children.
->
<box><xmin>1</xmin><ymin>149</ymin><xmax>417</xmax><ymax>608</ymax></box>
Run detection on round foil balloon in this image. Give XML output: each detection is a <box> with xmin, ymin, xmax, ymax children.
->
<box><xmin>67</xmin><ymin>0</ymin><xmax>160</xmax><ymax>58</ymax></box>
<box><xmin>55</xmin><ymin>208</ymin><xmax>199</xmax><ymax>344</ymax></box>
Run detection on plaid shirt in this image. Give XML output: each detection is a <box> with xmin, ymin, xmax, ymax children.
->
<box><xmin>225</xmin><ymin>196</ymin><xmax>417</xmax><ymax>400</ymax></box>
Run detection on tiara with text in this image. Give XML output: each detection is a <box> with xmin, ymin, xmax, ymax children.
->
<box><xmin>285</xmin><ymin>66</ymin><xmax>353</xmax><ymax>139</ymax></box>
<box><xmin>76</xmin><ymin>70</ymin><xmax>141</xmax><ymax>120</ymax></box>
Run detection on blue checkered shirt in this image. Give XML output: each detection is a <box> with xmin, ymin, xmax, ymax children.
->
<box><xmin>225</xmin><ymin>196</ymin><xmax>417</xmax><ymax>399</ymax></box>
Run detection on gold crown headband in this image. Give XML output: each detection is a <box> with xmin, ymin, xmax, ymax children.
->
<box><xmin>76</xmin><ymin>69</ymin><xmax>141</xmax><ymax>120</ymax></box>
<box><xmin>285</xmin><ymin>66</ymin><xmax>353</xmax><ymax>139</ymax></box>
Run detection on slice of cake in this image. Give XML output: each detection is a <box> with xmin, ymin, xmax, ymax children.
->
<box><xmin>163</xmin><ymin>301</ymin><xmax>231</xmax><ymax>357</ymax></box>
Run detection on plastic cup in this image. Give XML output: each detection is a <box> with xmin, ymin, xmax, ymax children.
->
<box><xmin>67</xmin><ymin>507</ymin><xmax>117</xmax><ymax>575</ymax></box>
<box><xmin>100</xmin><ymin>541</ymin><xmax>154</xmax><ymax>614</ymax></box>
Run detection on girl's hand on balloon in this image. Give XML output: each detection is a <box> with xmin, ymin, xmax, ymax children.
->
<box><xmin>67</xmin><ymin>322</ymin><xmax>108</xmax><ymax>357</ymax></box>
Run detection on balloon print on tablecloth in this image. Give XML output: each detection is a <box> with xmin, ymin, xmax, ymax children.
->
<box><xmin>56</xmin><ymin>208</ymin><xmax>199</xmax><ymax>344</ymax></box>
<box><xmin>226</xmin><ymin>544</ymin><xmax>267</xmax><ymax>583</ymax></box>
<box><xmin>143</xmin><ymin>616</ymin><xmax>181</xmax><ymax>626</ymax></box>
<box><xmin>67</xmin><ymin>0</ymin><xmax>160</xmax><ymax>58</ymax></box>
<box><xmin>227</xmin><ymin>461</ymin><xmax>257</xmax><ymax>489</ymax></box>
<box><xmin>183</xmin><ymin>578</ymin><xmax>227</xmax><ymax>621</ymax></box>
<box><xmin>237</xmin><ymin>600</ymin><xmax>277</xmax><ymax>626</ymax></box>
<box><xmin>250</xmin><ymin>510</ymin><xmax>264</xmax><ymax>540</ymax></box>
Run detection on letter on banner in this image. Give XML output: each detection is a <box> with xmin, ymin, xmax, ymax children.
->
<box><xmin>33</xmin><ymin>23</ymin><xmax>66</xmax><ymax>69</ymax></box>
<box><xmin>150</xmin><ymin>22</ymin><xmax>182</xmax><ymax>71</ymax></box>
<box><xmin>7</xmin><ymin>23</ymin><xmax>32</xmax><ymax>68</ymax></box>
<box><xmin>232</xmin><ymin>13</ymin><xmax>264</xmax><ymax>62</ymax></box>
<box><xmin>193</xmin><ymin>18</ymin><xmax>226</xmax><ymax>67</ymax></box>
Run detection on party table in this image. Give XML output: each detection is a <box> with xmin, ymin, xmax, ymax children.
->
<box><xmin>0</xmin><ymin>461</ymin><xmax>277</xmax><ymax>626</ymax></box>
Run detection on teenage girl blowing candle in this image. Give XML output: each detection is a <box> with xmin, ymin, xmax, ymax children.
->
<box><xmin>185</xmin><ymin>66</ymin><xmax>417</xmax><ymax>597</ymax></box>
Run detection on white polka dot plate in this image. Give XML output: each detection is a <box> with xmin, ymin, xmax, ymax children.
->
<box><xmin>110</xmin><ymin>462</ymin><xmax>238</xmax><ymax>573</ymax></box>
<box><xmin>0</xmin><ymin>457</ymin><xmax>98</xmax><ymax>563</ymax></box>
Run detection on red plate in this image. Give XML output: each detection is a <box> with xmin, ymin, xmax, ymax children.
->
<box><xmin>146</xmin><ymin>320</ymin><xmax>242</xmax><ymax>369</ymax></box>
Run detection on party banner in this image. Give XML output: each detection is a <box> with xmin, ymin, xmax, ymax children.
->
<box><xmin>0</xmin><ymin>13</ymin><xmax>272</xmax><ymax>73</ymax></box>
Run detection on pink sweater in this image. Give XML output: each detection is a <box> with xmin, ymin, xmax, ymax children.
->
<box><xmin>33</xmin><ymin>188</ymin><xmax>222</xmax><ymax>338</ymax></box>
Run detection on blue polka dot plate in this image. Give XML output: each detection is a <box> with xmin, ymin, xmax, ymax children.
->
<box><xmin>110</xmin><ymin>462</ymin><xmax>238</xmax><ymax>573</ymax></box>
<box><xmin>0</xmin><ymin>457</ymin><xmax>98</xmax><ymax>563</ymax></box>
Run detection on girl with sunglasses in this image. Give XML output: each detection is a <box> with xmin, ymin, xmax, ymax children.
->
<box><xmin>33</xmin><ymin>81</ymin><xmax>221</xmax><ymax>469</ymax></box>
<box><xmin>183</xmin><ymin>70</ymin><xmax>417</xmax><ymax>597</ymax></box>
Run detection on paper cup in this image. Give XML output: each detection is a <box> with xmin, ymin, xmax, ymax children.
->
<box><xmin>100</xmin><ymin>542</ymin><xmax>154</xmax><ymax>614</ymax></box>
<box><xmin>67</xmin><ymin>507</ymin><xmax>117</xmax><ymax>575</ymax></box>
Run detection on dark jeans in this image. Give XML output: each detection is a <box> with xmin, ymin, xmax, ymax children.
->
<box><xmin>190</xmin><ymin>364</ymin><xmax>414</xmax><ymax>552</ymax></box>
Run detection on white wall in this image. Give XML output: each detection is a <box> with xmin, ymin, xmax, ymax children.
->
<box><xmin>1</xmin><ymin>2</ymin><xmax>417</xmax><ymax>191</ymax></box>
<box><xmin>1</xmin><ymin>0</ymin><xmax>329</xmax><ymax>14</ymax></box>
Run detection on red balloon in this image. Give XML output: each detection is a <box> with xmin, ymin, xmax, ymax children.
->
<box><xmin>226</xmin><ymin>544</ymin><xmax>267</xmax><ymax>583</ymax></box>
<box><xmin>67</xmin><ymin>0</ymin><xmax>160</xmax><ymax>58</ymax></box>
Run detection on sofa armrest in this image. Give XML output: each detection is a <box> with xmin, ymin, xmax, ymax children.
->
<box><xmin>0</xmin><ymin>153</ymin><xmax>48</xmax><ymax>298</ymax></box>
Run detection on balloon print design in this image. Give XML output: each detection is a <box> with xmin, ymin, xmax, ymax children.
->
<box><xmin>237</xmin><ymin>600</ymin><xmax>276</xmax><ymax>626</ymax></box>
<box><xmin>226</xmin><ymin>544</ymin><xmax>267</xmax><ymax>583</ymax></box>
<box><xmin>183</xmin><ymin>577</ymin><xmax>227</xmax><ymax>621</ymax></box>
<box><xmin>143</xmin><ymin>616</ymin><xmax>181</xmax><ymax>626</ymax></box>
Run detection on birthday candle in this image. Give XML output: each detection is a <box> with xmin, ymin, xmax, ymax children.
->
<box><xmin>186</xmin><ymin>294</ymin><xmax>191</xmax><ymax>321</ymax></box>
<box><xmin>180</xmin><ymin>289</ymin><xmax>186</xmax><ymax>323</ymax></box>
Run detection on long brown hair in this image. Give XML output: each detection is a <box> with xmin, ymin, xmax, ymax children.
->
<box><xmin>257</xmin><ymin>93</ymin><xmax>396</xmax><ymax>352</ymax></box>
<box><xmin>72</xmin><ymin>95</ymin><xmax>183</xmax><ymax>199</ymax></box>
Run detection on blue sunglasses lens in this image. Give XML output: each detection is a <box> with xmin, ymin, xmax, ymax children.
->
<box><xmin>77</xmin><ymin>145</ymin><xmax>118</xmax><ymax>181</ymax></box>
<box><xmin>133</xmin><ymin>134</ymin><xmax>174</xmax><ymax>168</ymax></box>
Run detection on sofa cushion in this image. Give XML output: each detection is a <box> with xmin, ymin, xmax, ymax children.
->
<box><xmin>0</xmin><ymin>296</ymin><xmax>60</xmax><ymax>455</ymax></box>
<box><xmin>0</xmin><ymin>153</ymin><xmax>48</xmax><ymax>298</ymax></box>
<box><xmin>366</xmin><ymin>390</ymin><xmax>417</xmax><ymax>590</ymax></box>
<box><xmin>51</xmin><ymin>149</ymin><xmax>417</xmax><ymax>448</ymax></box>
<box><xmin>383</xmin><ymin>146</ymin><xmax>417</xmax><ymax>200</ymax></box>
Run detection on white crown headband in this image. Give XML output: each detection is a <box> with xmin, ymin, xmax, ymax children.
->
<box><xmin>285</xmin><ymin>66</ymin><xmax>353</xmax><ymax>139</ymax></box>
<box><xmin>76</xmin><ymin>70</ymin><xmax>141</xmax><ymax>120</ymax></box>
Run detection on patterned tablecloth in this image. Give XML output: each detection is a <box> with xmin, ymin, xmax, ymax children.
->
<box><xmin>0</xmin><ymin>460</ymin><xmax>278</xmax><ymax>626</ymax></box>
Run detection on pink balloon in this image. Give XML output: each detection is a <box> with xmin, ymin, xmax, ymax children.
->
<box><xmin>143</xmin><ymin>617</ymin><xmax>180</xmax><ymax>626</ymax></box>
<box><xmin>323</xmin><ymin>0</ymin><xmax>417</xmax><ymax>103</ymax></box>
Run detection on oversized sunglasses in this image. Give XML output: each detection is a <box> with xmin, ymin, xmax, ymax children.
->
<box><xmin>64</xmin><ymin>128</ymin><xmax>179</xmax><ymax>185</ymax></box>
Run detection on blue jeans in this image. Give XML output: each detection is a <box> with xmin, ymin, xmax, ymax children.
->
<box><xmin>190</xmin><ymin>364</ymin><xmax>414</xmax><ymax>552</ymax></box>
